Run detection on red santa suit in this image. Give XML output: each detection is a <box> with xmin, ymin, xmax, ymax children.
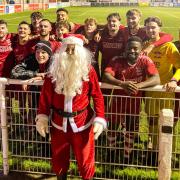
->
<box><xmin>37</xmin><ymin>66</ymin><xmax>106</xmax><ymax>180</ymax></box>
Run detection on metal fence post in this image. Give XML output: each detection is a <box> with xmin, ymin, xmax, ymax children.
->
<box><xmin>0</xmin><ymin>82</ymin><xmax>9</xmax><ymax>175</ymax></box>
<box><xmin>158</xmin><ymin>109</ymin><xmax>173</xmax><ymax>180</ymax></box>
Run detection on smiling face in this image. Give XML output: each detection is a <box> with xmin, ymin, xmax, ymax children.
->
<box><xmin>35</xmin><ymin>48</ymin><xmax>49</xmax><ymax>64</ymax></box>
<box><xmin>127</xmin><ymin>14</ymin><xmax>141</xmax><ymax>29</ymax></box>
<box><xmin>56</xmin><ymin>11</ymin><xmax>68</xmax><ymax>23</ymax></box>
<box><xmin>0</xmin><ymin>23</ymin><xmax>8</xmax><ymax>39</ymax></box>
<box><xmin>107</xmin><ymin>16</ymin><xmax>120</xmax><ymax>32</ymax></box>
<box><xmin>56</xmin><ymin>25</ymin><xmax>69</xmax><ymax>39</ymax></box>
<box><xmin>125</xmin><ymin>41</ymin><xmax>142</xmax><ymax>64</ymax></box>
<box><xmin>145</xmin><ymin>21</ymin><xmax>160</xmax><ymax>40</ymax></box>
<box><xmin>31</xmin><ymin>16</ymin><xmax>42</xmax><ymax>28</ymax></box>
<box><xmin>39</xmin><ymin>20</ymin><xmax>52</xmax><ymax>37</ymax></box>
<box><xmin>18</xmin><ymin>23</ymin><xmax>31</xmax><ymax>38</ymax></box>
<box><xmin>84</xmin><ymin>20</ymin><xmax>97</xmax><ymax>34</ymax></box>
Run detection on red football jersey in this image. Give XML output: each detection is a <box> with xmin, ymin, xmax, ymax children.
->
<box><xmin>50</xmin><ymin>40</ymin><xmax>62</xmax><ymax>52</ymax></box>
<box><xmin>31</xmin><ymin>37</ymin><xmax>62</xmax><ymax>53</ymax></box>
<box><xmin>12</xmin><ymin>36</ymin><xmax>36</xmax><ymax>64</ymax></box>
<box><xmin>105</xmin><ymin>55</ymin><xmax>158</xmax><ymax>115</ymax></box>
<box><xmin>0</xmin><ymin>33</ymin><xmax>14</xmax><ymax>77</ymax></box>
<box><xmin>105</xmin><ymin>55</ymin><xmax>158</xmax><ymax>83</ymax></box>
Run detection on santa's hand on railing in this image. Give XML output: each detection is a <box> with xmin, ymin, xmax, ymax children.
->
<box><xmin>93</xmin><ymin>122</ymin><xmax>104</xmax><ymax>140</ymax></box>
<box><xmin>35</xmin><ymin>114</ymin><xmax>49</xmax><ymax>138</ymax></box>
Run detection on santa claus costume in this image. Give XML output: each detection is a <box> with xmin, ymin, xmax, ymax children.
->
<box><xmin>35</xmin><ymin>34</ymin><xmax>107</xmax><ymax>180</ymax></box>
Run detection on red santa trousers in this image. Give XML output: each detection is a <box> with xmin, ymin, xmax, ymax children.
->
<box><xmin>51</xmin><ymin>124</ymin><xmax>95</xmax><ymax>180</ymax></box>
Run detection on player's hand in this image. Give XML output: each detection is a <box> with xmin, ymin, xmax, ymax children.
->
<box><xmin>83</xmin><ymin>37</ymin><xmax>89</xmax><ymax>44</ymax></box>
<box><xmin>142</xmin><ymin>44</ymin><xmax>155</xmax><ymax>56</ymax></box>
<box><xmin>120</xmin><ymin>81</ymin><xmax>138</xmax><ymax>95</ymax></box>
<box><xmin>22</xmin><ymin>84</ymin><xmax>28</xmax><ymax>91</ymax></box>
<box><xmin>94</xmin><ymin>32</ymin><xmax>101</xmax><ymax>42</ymax></box>
<box><xmin>27</xmin><ymin>76</ymin><xmax>43</xmax><ymax>83</ymax></box>
<box><xmin>28</xmin><ymin>34</ymin><xmax>40</xmax><ymax>40</ymax></box>
<box><xmin>49</xmin><ymin>34</ymin><xmax>56</xmax><ymax>41</ymax></box>
<box><xmin>163</xmin><ymin>81</ymin><xmax>177</xmax><ymax>92</ymax></box>
<box><xmin>56</xmin><ymin>32</ymin><xmax>64</xmax><ymax>40</ymax></box>
<box><xmin>36</xmin><ymin>73</ymin><xmax>47</xmax><ymax>79</ymax></box>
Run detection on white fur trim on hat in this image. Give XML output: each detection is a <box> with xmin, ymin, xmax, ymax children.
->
<box><xmin>63</xmin><ymin>36</ymin><xmax>83</xmax><ymax>47</ymax></box>
<box><xmin>94</xmin><ymin>117</ymin><xmax>107</xmax><ymax>129</ymax></box>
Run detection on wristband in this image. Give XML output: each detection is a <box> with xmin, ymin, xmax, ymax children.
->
<box><xmin>170</xmin><ymin>78</ymin><xmax>178</xmax><ymax>83</ymax></box>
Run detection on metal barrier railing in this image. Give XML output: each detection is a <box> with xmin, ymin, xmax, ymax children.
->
<box><xmin>0</xmin><ymin>78</ymin><xmax>180</xmax><ymax>179</ymax></box>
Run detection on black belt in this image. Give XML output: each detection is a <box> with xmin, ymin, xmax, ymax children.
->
<box><xmin>52</xmin><ymin>106</ymin><xmax>87</xmax><ymax>118</ymax></box>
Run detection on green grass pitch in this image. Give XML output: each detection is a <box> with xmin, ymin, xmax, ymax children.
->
<box><xmin>1</xmin><ymin>6</ymin><xmax>180</xmax><ymax>40</ymax></box>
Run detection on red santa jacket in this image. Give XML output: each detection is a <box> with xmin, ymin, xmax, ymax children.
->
<box><xmin>37</xmin><ymin>66</ymin><xmax>106</xmax><ymax>133</ymax></box>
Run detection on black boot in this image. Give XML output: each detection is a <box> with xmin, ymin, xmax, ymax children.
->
<box><xmin>57</xmin><ymin>173</ymin><xmax>67</xmax><ymax>180</ymax></box>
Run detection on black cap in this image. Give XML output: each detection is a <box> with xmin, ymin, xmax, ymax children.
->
<box><xmin>35</xmin><ymin>40</ymin><xmax>52</xmax><ymax>57</ymax></box>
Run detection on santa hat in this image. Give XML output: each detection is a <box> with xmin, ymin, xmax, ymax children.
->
<box><xmin>35</xmin><ymin>40</ymin><xmax>52</xmax><ymax>56</ymax></box>
<box><xmin>62</xmin><ymin>34</ymin><xmax>84</xmax><ymax>47</ymax></box>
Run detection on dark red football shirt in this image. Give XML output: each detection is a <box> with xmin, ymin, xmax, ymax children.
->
<box><xmin>12</xmin><ymin>36</ymin><xmax>36</xmax><ymax>64</ymax></box>
<box><xmin>98</xmin><ymin>30</ymin><xmax>126</xmax><ymax>76</ymax></box>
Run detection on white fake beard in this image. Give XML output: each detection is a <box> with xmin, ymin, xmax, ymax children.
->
<box><xmin>50</xmin><ymin>50</ymin><xmax>90</xmax><ymax>97</ymax></box>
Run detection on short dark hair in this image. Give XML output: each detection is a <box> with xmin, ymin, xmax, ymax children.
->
<box><xmin>0</xmin><ymin>19</ymin><xmax>7</xmax><ymax>26</ymax></box>
<box><xmin>107</xmin><ymin>13</ymin><xmax>121</xmax><ymax>21</ymax></box>
<box><xmin>84</xmin><ymin>17</ymin><xmax>97</xmax><ymax>26</ymax></box>
<box><xmin>127</xmin><ymin>36</ymin><xmax>143</xmax><ymax>45</ymax></box>
<box><xmin>40</xmin><ymin>19</ymin><xmax>52</xmax><ymax>27</ymax></box>
<box><xmin>126</xmin><ymin>9</ymin><xmax>142</xmax><ymax>17</ymax></box>
<box><xmin>55</xmin><ymin>22</ymin><xmax>70</xmax><ymax>31</ymax></box>
<box><xmin>30</xmin><ymin>11</ymin><xmax>43</xmax><ymax>19</ymax></box>
<box><xmin>18</xmin><ymin>21</ymin><xmax>31</xmax><ymax>29</ymax></box>
<box><xmin>144</xmin><ymin>17</ymin><xmax>162</xmax><ymax>27</ymax></box>
<box><xmin>56</xmin><ymin>8</ymin><xmax>68</xmax><ymax>14</ymax></box>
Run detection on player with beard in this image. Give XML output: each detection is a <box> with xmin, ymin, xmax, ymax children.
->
<box><xmin>52</xmin><ymin>8</ymin><xmax>81</xmax><ymax>34</ymax></box>
<box><xmin>33</xmin><ymin>19</ymin><xmax>61</xmax><ymax>53</ymax></box>
<box><xmin>123</xmin><ymin>9</ymin><xmax>173</xmax><ymax>54</ymax></box>
<box><xmin>35</xmin><ymin>34</ymin><xmax>107</xmax><ymax>180</ymax></box>
<box><xmin>39</xmin><ymin>19</ymin><xmax>52</xmax><ymax>41</ymax></box>
<box><xmin>103</xmin><ymin>36</ymin><xmax>160</xmax><ymax>160</ymax></box>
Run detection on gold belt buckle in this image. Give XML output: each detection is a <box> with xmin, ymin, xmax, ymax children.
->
<box><xmin>75</xmin><ymin>111</ymin><xmax>78</xmax><ymax>116</ymax></box>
